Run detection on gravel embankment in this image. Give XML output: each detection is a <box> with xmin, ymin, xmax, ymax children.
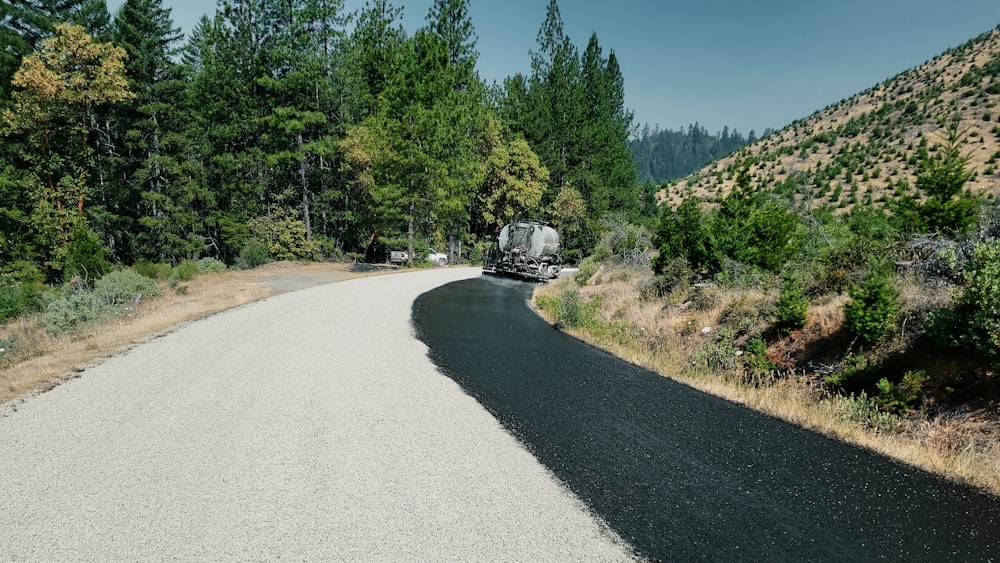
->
<box><xmin>0</xmin><ymin>268</ymin><xmax>635</xmax><ymax>561</ymax></box>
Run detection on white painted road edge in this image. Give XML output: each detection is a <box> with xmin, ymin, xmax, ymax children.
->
<box><xmin>0</xmin><ymin>268</ymin><xmax>636</xmax><ymax>561</ymax></box>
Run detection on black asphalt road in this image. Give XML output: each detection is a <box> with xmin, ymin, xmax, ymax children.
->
<box><xmin>413</xmin><ymin>275</ymin><xmax>1000</xmax><ymax>562</ymax></box>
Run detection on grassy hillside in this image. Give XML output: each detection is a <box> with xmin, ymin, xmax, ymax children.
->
<box><xmin>662</xmin><ymin>25</ymin><xmax>1000</xmax><ymax>209</ymax></box>
<box><xmin>534</xmin><ymin>25</ymin><xmax>1000</xmax><ymax>497</ymax></box>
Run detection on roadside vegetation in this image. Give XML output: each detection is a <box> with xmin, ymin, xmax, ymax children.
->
<box><xmin>536</xmin><ymin>118</ymin><xmax>1000</xmax><ymax>497</ymax></box>
<box><xmin>0</xmin><ymin>258</ymin><xmax>251</xmax><ymax>402</ymax></box>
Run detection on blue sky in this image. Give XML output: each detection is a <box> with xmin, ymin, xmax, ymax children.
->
<box><xmin>105</xmin><ymin>0</ymin><xmax>1000</xmax><ymax>136</ymax></box>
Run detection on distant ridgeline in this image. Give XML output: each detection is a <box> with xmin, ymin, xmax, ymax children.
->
<box><xmin>629</xmin><ymin>123</ymin><xmax>771</xmax><ymax>183</ymax></box>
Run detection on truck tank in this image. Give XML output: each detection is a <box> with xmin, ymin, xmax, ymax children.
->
<box><xmin>483</xmin><ymin>220</ymin><xmax>563</xmax><ymax>281</ymax></box>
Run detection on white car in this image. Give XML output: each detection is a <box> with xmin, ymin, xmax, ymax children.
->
<box><xmin>428</xmin><ymin>249</ymin><xmax>448</xmax><ymax>266</ymax></box>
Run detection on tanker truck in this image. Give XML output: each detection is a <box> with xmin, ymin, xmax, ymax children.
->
<box><xmin>483</xmin><ymin>220</ymin><xmax>562</xmax><ymax>281</ymax></box>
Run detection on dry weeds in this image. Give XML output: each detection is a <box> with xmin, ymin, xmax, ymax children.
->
<box><xmin>534</xmin><ymin>271</ymin><xmax>1000</xmax><ymax>498</ymax></box>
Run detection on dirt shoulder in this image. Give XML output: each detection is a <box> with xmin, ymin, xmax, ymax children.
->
<box><xmin>0</xmin><ymin>261</ymin><xmax>401</xmax><ymax>406</ymax></box>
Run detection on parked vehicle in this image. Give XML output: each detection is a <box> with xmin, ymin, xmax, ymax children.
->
<box><xmin>428</xmin><ymin>249</ymin><xmax>448</xmax><ymax>266</ymax></box>
<box><xmin>389</xmin><ymin>249</ymin><xmax>448</xmax><ymax>266</ymax></box>
<box><xmin>483</xmin><ymin>220</ymin><xmax>562</xmax><ymax>281</ymax></box>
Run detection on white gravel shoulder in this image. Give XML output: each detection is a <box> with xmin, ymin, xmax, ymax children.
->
<box><xmin>0</xmin><ymin>267</ymin><xmax>636</xmax><ymax>561</ymax></box>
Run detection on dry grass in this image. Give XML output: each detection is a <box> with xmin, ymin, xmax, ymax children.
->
<box><xmin>534</xmin><ymin>270</ymin><xmax>1000</xmax><ymax>498</ymax></box>
<box><xmin>0</xmin><ymin>262</ymin><xmax>386</xmax><ymax>406</ymax></box>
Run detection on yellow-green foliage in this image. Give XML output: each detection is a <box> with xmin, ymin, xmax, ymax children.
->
<box><xmin>175</xmin><ymin>260</ymin><xmax>199</xmax><ymax>281</ymax></box>
<box><xmin>575</xmin><ymin>257</ymin><xmax>598</xmax><ymax>285</ymax></box>
<box><xmin>247</xmin><ymin>208</ymin><xmax>318</xmax><ymax>261</ymax></box>
<box><xmin>134</xmin><ymin>260</ymin><xmax>173</xmax><ymax>280</ymax></box>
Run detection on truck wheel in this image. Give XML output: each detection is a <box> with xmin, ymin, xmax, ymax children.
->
<box><xmin>437</xmin><ymin>258</ymin><xmax>447</xmax><ymax>266</ymax></box>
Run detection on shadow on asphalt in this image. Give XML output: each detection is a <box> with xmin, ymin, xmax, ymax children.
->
<box><xmin>413</xmin><ymin>276</ymin><xmax>999</xmax><ymax>561</ymax></box>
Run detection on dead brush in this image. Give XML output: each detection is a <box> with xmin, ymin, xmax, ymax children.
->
<box><xmin>913</xmin><ymin>411</ymin><xmax>1000</xmax><ymax>454</ymax></box>
<box><xmin>808</xmin><ymin>293</ymin><xmax>850</xmax><ymax>337</ymax></box>
<box><xmin>533</xmin><ymin>264</ymin><xmax>1000</xmax><ymax>496</ymax></box>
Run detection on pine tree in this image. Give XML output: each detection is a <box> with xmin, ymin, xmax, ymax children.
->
<box><xmin>347</xmin><ymin>0</ymin><xmax>405</xmax><ymax>119</ymax></box>
<box><xmin>424</xmin><ymin>0</ymin><xmax>487</xmax><ymax>258</ymax></box>
<box><xmin>526</xmin><ymin>0</ymin><xmax>582</xmax><ymax>199</ymax></box>
<box><xmin>578</xmin><ymin>34</ymin><xmax>639</xmax><ymax>218</ymax></box>
<box><xmin>108</xmin><ymin>0</ymin><xmax>205</xmax><ymax>263</ymax></box>
<box><xmin>425</xmin><ymin>0</ymin><xmax>477</xmax><ymax>91</ymax></box>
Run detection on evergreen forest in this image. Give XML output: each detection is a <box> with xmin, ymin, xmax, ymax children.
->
<box><xmin>0</xmin><ymin>0</ymin><xmax>650</xmax><ymax>285</ymax></box>
<box><xmin>629</xmin><ymin>122</ymin><xmax>769</xmax><ymax>183</ymax></box>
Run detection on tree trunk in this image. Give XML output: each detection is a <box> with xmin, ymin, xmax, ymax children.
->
<box><xmin>407</xmin><ymin>197</ymin><xmax>415</xmax><ymax>265</ymax></box>
<box><xmin>298</xmin><ymin>132</ymin><xmax>312</xmax><ymax>241</ymax></box>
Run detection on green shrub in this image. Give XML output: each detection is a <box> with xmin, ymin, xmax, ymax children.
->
<box><xmin>0</xmin><ymin>334</ymin><xmax>15</xmax><ymax>357</ymax></box>
<box><xmin>689</xmin><ymin>285</ymin><xmax>719</xmax><ymax>311</ymax></box>
<box><xmin>1</xmin><ymin>261</ymin><xmax>45</xmax><ymax>285</ymax></box>
<box><xmin>714</xmin><ymin>258</ymin><xmax>769</xmax><ymax>290</ymax></box>
<box><xmin>831</xmin><ymin>392</ymin><xmax>899</xmax><ymax>432</ymax></box>
<box><xmin>928</xmin><ymin>242</ymin><xmax>1000</xmax><ymax>363</ymax></box>
<box><xmin>63</xmin><ymin>221</ymin><xmax>110</xmax><ymax>281</ymax></box>
<box><xmin>237</xmin><ymin>241</ymin><xmax>271</xmax><ymax>269</ymax></box>
<box><xmin>0</xmin><ymin>261</ymin><xmax>48</xmax><ymax>321</ymax></box>
<box><xmin>742</xmin><ymin>202</ymin><xmax>804</xmax><ymax>273</ymax></box>
<box><xmin>562</xmin><ymin>248</ymin><xmax>582</xmax><ymax>265</ymax></box>
<box><xmin>718</xmin><ymin>295</ymin><xmax>768</xmax><ymax>335</ymax></box>
<box><xmin>844</xmin><ymin>273</ymin><xmax>900</xmax><ymax>345</ymax></box>
<box><xmin>552</xmin><ymin>288</ymin><xmax>599</xmax><ymax>330</ymax></box>
<box><xmin>692</xmin><ymin>327</ymin><xmax>740</xmax><ymax>373</ymax></box>
<box><xmin>824</xmin><ymin>353</ymin><xmax>870</xmax><ymax>391</ymax></box>
<box><xmin>134</xmin><ymin>260</ymin><xmax>173</xmax><ymax>280</ymax></box>
<box><xmin>175</xmin><ymin>260</ymin><xmax>199</xmax><ymax>281</ymax></box>
<box><xmin>654</xmin><ymin>196</ymin><xmax>715</xmax><ymax>275</ymax></box>
<box><xmin>535</xmin><ymin>293</ymin><xmax>559</xmax><ymax>314</ymax></box>
<box><xmin>46</xmin><ymin>291</ymin><xmax>118</xmax><ymax>334</ymax></box>
<box><xmin>134</xmin><ymin>260</ymin><xmax>157</xmax><ymax>279</ymax></box>
<box><xmin>196</xmin><ymin>257</ymin><xmax>227</xmax><ymax>274</ymax></box>
<box><xmin>93</xmin><ymin>269</ymin><xmax>162</xmax><ymax>307</ymax></box>
<box><xmin>643</xmin><ymin>257</ymin><xmax>694</xmax><ymax>300</ymax></box>
<box><xmin>597</xmin><ymin>221</ymin><xmax>652</xmax><ymax>269</ymax></box>
<box><xmin>575</xmin><ymin>257</ymin><xmax>599</xmax><ymax>285</ymax></box>
<box><xmin>0</xmin><ymin>281</ymin><xmax>46</xmax><ymax>323</ymax></box>
<box><xmin>743</xmin><ymin>335</ymin><xmax>775</xmax><ymax>374</ymax></box>
<box><xmin>774</xmin><ymin>280</ymin><xmax>809</xmax><ymax>334</ymax></box>
<box><xmin>247</xmin><ymin>208</ymin><xmax>317</xmax><ymax>261</ymax></box>
<box><xmin>874</xmin><ymin>370</ymin><xmax>928</xmax><ymax>413</ymax></box>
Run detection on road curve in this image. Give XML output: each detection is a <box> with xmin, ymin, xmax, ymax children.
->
<box><xmin>414</xmin><ymin>275</ymin><xmax>1000</xmax><ymax>562</ymax></box>
<box><xmin>0</xmin><ymin>268</ymin><xmax>636</xmax><ymax>561</ymax></box>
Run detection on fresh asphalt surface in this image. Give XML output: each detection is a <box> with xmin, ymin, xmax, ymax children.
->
<box><xmin>413</xmin><ymin>274</ymin><xmax>1000</xmax><ymax>561</ymax></box>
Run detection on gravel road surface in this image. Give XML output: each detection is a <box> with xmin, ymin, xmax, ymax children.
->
<box><xmin>0</xmin><ymin>268</ymin><xmax>635</xmax><ymax>561</ymax></box>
